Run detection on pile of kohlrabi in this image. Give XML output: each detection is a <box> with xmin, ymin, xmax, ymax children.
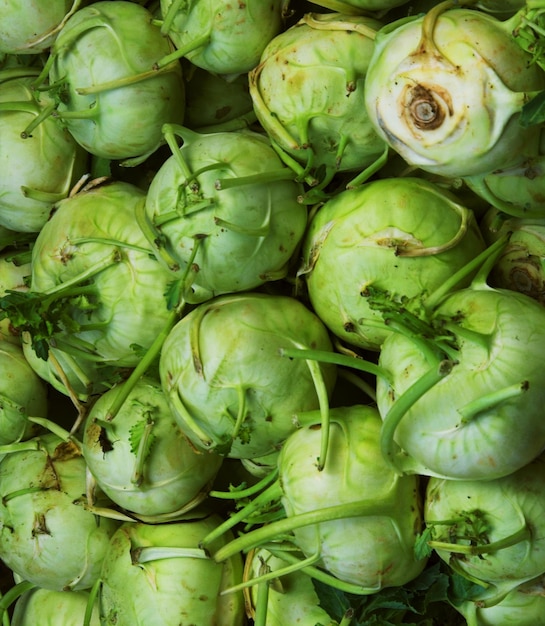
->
<box><xmin>2</xmin><ymin>0</ymin><xmax>545</xmax><ymax>624</ymax></box>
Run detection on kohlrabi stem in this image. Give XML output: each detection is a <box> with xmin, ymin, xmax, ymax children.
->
<box><xmin>346</xmin><ymin>144</ymin><xmax>390</xmax><ymax>189</ymax></box>
<box><xmin>166</xmin><ymin>390</ymin><xmax>215</xmax><ymax>449</ymax></box>
<box><xmin>457</xmin><ymin>381</ymin><xmax>529</xmax><ymax>424</ymax></box>
<box><xmin>428</xmin><ymin>523</ymin><xmax>532</xmax><ymax>556</ymax></box>
<box><xmin>84</xmin><ymin>578</ymin><xmax>101</xmax><ymax>626</ymax></box>
<box><xmin>105</xmin><ymin>308</ymin><xmax>178</xmax><ymax>421</ymax></box>
<box><xmin>222</xmin><ymin>551</ymin><xmax>322</xmax><ymax>595</ymax></box>
<box><xmin>42</xmin><ymin>252</ymin><xmax>120</xmax><ymax>296</ymax></box>
<box><xmin>133</xmin><ymin>546</ymin><xmax>209</xmax><ymax>563</ymax></box>
<box><xmin>380</xmin><ymin>359</ymin><xmax>455</xmax><ymax>474</ymax></box>
<box><xmin>131</xmin><ymin>411</ymin><xmax>154</xmax><ymax>486</ymax></box>
<box><xmin>0</xmin><ymin>581</ymin><xmax>36</xmax><ymax>621</ymax></box>
<box><xmin>264</xmin><ymin>545</ymin><xmax>384</xmax><ymax>596</ymax></box>
<box><xmin>423</xmin><ymin>232</ymin><xmax>511</xmax><ymax>310</ymax></box>
<box><xmin>288</xmin><ymin>341</ymin><xmax>332</xmax><ymax>471</ymax></box>
<box><xmin>154</xmin><ymin>33</ymin><xmax>211</xmax><ymax>70</ymax></box>
<box><xmin>76</xmin><ymin>64</ymin><xmax>178</xmax><ymax>96</ymax></box>
<box><xmin>200</xmin><ymin>479</ymin><xmax>284</xmax><ymax>551</ymax></box>
<box><xmin>215</xmin><ymin>168</ymin><xmax>297</xmax><ymax>190</ymax></box>
<box><xmin>212</xmin><ymin>497</ymin><xmax>398</xmax><ymax>563</ymax></box>
<box><xmin>135</xmin><ymin>195</ymin><xmax>181</xmax><ymax>272</ymax></box>
<box><xmin>278</xmin><ymin>347</ymin><xmax>391</xmax><ymax>384</ymax></box>
<box><xmin>252</xmin><ymin>573</ymin><xmax>270</xmax><ymax>626</ymax></box>
<box><xmin>231</xmin><ymin>386</ymin><xmax>248</xmax><ymax>444</ymax></box>
<box><xmin>209</xmin><ymin>468</ymin><xmax>279</xmax><ymax>500</ymax></box>
<box><xmin>397</xmin><ymin>203</ymin><xmax>471</xmax><ymax>258</ymax></box>
<box><xmin>27</xmin><ymin>416</ymin><xmax>82</xmax><ymax>447</ymax></box>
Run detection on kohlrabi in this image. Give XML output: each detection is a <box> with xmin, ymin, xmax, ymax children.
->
<box><xmin>375</xmin><ymin>239</ymin><xmax>545</xmax><ymax>480</ymax></box>
<box><xmin>0</xmin><ymin>178</ymin><xmax>176</xmax><ymax>368</ymax></box>
<box><xmin>98</xmin><ymin>510</ymin><xmax>245</xmax><ymax>625</ymax></box>
<box><xmin>157</xmin><ymin>0</ymin><xmax>286</xmax><ymax>77</ymax></box>
<box><xmin>249</xmin><ymin>12</ymin><xmax>387</xmax><ymax>191</ymax></box>
<box><xmin>10</xmin><ymin>586</ymin><xmax>100</xmax><ymax>626</ymax></box>
<box><xmin>0</xmin><ymin>339</ymin><xmax>48</xmax><ymax>445</ymax></box>
<box><xmin>245</xmin><ymin>547</ymin><xmax>339</xmax><ymax>626</ymax></box>
<box><xmin>0</xmin><ymin>431</ymin><xmax>120</xmax><ymax>591</ymax></box>
<box><xmin>421</xmin><ymin>452</ymin><xmax>545</xmax><ymax>606</ymax></box>
<box><xmin>82</xmin><ymin>375</ymin><xmax>224</xmax><ymax>519</ymax></box>
<box><xmin>204</xmin><ymin>405</ymin><xmax>427</xmax><ymax>594</ymax></box>
<box><xmin>182</xmin><ymin>65</ymin><xmax>255</xmax><ymax>133</ymax></box>
<box><xmin>479</xmin><ymin>207</ymin><xmax>545</xmax><ymax>304</ymax></box>
<box><xmin>141</xmin><ymin>125</ymin><xmax>308</xmax><ymax>304</ymax></box>
<box><xmin>0</xmin><ymin>0</ymin><xmax>86</xmax><ymax>54</ymax></box>
<box><xmin>454</xmin><ymin>574</ymin><xmax>545</xmax><ymax>626</ymax></box>
<box><xmin>464</xmin><ymin>127</ymin><xmax>545</xmax><ymax>219</ymax></box>
<box><xmin>35</xmin><ymin>0</ymin><xmax>186</xmax><ymax>162</ymax></box>
<box><xmin>299</xmin><ymin>176</ymin><xmax>486</xmax><ymax>351</ymax></box>
<box><xmin>0</xmin><ymin>70</ymin><xmax>88</xmax><ymax>232</ymax></box>
<box><xmin>159</xmin><ymin>291</ymin><xmax>337</xmax><ymax>463</ymax></box>
<box><xmin>364</xmin><ymin>1</ymin><xmax>545</xmax><ymax>178</ymax></box>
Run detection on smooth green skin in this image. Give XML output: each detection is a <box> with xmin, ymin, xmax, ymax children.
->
<box><xmin>0</xmin><ymin>432</ymin><xmax>120</xmax><ymax>591</ymax></box>
<box><xmin>160</xmin><ymin>0</ymin><xmax>284</xmax><ymax>76</ymax></box>
<box><xmin>364</xmin><ymin>8</ymin><xmax>545</xmax><ymax>178</ymax></box>
<box><xmin>464</xmin><ymin>132</ymin><xmax>545</xmax><ymax>219</ymax></box>
<box><xmin>0</xmin><ymin>75</ymin><xmax>88</xmax><ymax>233</ymax></box>
<box><xmin>48</xmin><ymin>1</ymin><xmax>185</xmax><ymax>160</ymax></box>
<box><xmin>376</xmin><ymin>286</ymin><xmax>545</xmax><ymax>480</ymax></box>
<box><xmin>159</xmin><ymin>292</ymin><xmax>337</xmax><ymax>459</ymax></box>
<box><xmin>301</xmin><ymin>176</ymin><xmax>486</xmax><ymax>351</ymax></box>
<box><xmin>456</xmin><ymin>576</ymin><xmax>545</xmax><ymax>626</ymax></box>
<box><xmin>12</xmin><ymin>586</ymin><xmax>100</xmax><ymax>626</ymax></box>
<box><xmin>30</xmin><ymin>180</ymin><xmax>175</xmax><ymax>367</ymax></box>
<box><xmin>278</xmin><ymin>405</ymin><xmax>427</xmax><ymax>589</ymax></box>
<box><xmin>247</xmin><ymin>548</ymin><xmax>337</xmax><ymax>626</ymax></box>
<box><xmin>425</xmin><ymin>454</ymin><xmax>545</xmax><ymax>593</ymax></box>
<box><xmin>250</xmin><ymin>13</ymin><xmax>386</xmax><ymax>175</ymax></box>
<box><xmin>99</xmin><ymin>514</ymin><xmax>245</xmax><ymax>626</ymax></box>
<box><xmin>83</xmin><ymin>376</ymin><xmax>223</xmax><ymax>517</ymax></box>
<box><xmin>144</xmin><ymin>129</ymin><xmax>308</xmax><ymax>303</ymax></box>
<box><xmin>480</xmin><ymin>207</ymin><xmax>545</xmax><ymax>305</ymax></box>
<box><xmin>0</xmin><ymin>0</ymin><xmax>80</xmax><ymax>54</ymax></box>
<box><xmin>0</xmin><ymin>339</ymin><xmax>47</xmax><ymax>445</ymax></box>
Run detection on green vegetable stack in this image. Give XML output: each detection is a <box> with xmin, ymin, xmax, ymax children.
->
<box><xmin>1</xmin><ymin>0</ymin><xmax>545</xmax><ymax>624</ymax></box>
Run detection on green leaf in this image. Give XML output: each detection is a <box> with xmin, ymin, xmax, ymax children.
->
<box><xmin>129</xmin><ymin>412</ymin><xmax>156</xmax><ymax>460</ymax></box>
<box><xmin>520</xmin><ymin>91</ymin><xmax>545</xmax><ymax>128</ymax></box>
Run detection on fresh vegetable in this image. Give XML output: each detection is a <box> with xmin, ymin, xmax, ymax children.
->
<box><xmin>159</xmin><ymin>291</ymin><xmax>337</xmax><ymax>461</ymax></box>
<box><xmin>375</xmin><ymin>263</ymin><xmax>545</xmax><ymax>480</ymax></box>
<box><xmin>158</xmin><ymin>0</ymin><xmax>286</xmax><ymax>77</ymax></box>
<box><xmin>422</xmin><ymin>452</ymin><xmax>545</xmax><ymax>606</ymax></box>
<box><xmin>249</xmin><ymin>12</ymin><xmax>387</xmax><ymax>190</ymax></box>
<box><xmin>0</xmin><ymin>70</ymin><xmax>88</xmax><ymax>232</ymax></box>
<box><xmin>98</xmin><ymin>510</ymin><xmax>245</xmax><ymax>625</ymax></box>
<box><xmin>2</xmin><ymin>178</ymin><xmax>175</xmax><ymax>366</ymax></box>
<box><xmin>36</xmin><ymin>0</ymin><xmax>186</xmax><ymax>162</ymax></box>
<box><xmin>364</xmin><ymin>2</ymin><xmax>545</xmax><ymax>178</ymax></box>
<box><xmin>299</xmin><ymin>176</ymin><xmax>486</xmax><ymax>351</ymax></box>
<box><xmin>82</xmin><ymin>375</ymin><xmax>224</xmax><ymax>518</ymax></box>
<box><xmin>142</xmin><ymin>125</ymin><xmax>308</xmax><ymax>303</ymax></box>
<box><xmin>0</xmin><ymin>431</ymin><xmax>120</xmax><ymax>591</ymax></box>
